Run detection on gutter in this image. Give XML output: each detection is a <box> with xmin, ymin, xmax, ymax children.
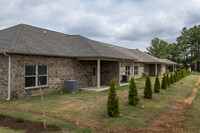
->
<box><xmin>3</xmin><ymin>52</ymin><xmax>11</xmax><ymax>100</ymax></box>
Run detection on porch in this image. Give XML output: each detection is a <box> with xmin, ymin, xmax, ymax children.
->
<box><xmin>76</xmin><ymin>58</ymin><xmax>129</xmax><ymax>90</ymax></box>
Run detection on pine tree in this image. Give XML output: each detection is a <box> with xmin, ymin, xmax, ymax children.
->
<box><xmin>154</xmin><ymin>74</ymin><xmax>160</xmax><ymax>93</ymax></box>
<box><xmin>170</xmin><ymin>73</ymin><xmax>174</xmax><ymax>84</ymax></box>
<box><xmin>144</xmin><ymin>75</ymin><xmax>153</xmax><ymax>98</ymax></box>
<box><xmin>166</xmin><ymin>74</ymin><xmax>170</xmax><ymax>87</ymax></box>
<box><xmin>128</xmin><ymin>78</ymin><xmax>140</xmax><ymax>106</ymax></box>
<box><xmin>161</xmin><ymin>74</ymin><xmax>167</xmax><ymax>89</ymax></box>
<box><xmin>107</xmin><ymin>79</ymin><xmax>119</xmax><ymax>117</ymax></box>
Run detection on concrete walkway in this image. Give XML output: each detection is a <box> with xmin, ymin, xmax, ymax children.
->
<box><xmin>81</xmin><ymin>82</ymin><xmax>130</xmax><ymax>91</ymax></box>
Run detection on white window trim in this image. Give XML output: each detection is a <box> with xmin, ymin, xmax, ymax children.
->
<box><xmin>134</xmin><ymin>66</ymin><xmax>139</xmax><ymax>75</ymax></box>
<box><xmin>126</xmin><ymin>66</ymin><xmax>130</xmax><ymax>75</ymax></box>
<box><xmin>25</xmin><ymin>65</ymin><xmax>48</xmax><ymax>89</ymax></box>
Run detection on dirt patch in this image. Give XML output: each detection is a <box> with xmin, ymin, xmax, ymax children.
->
<box><xmin>0</xmin><ymin>105</ymin><xmax>110</xmax><ymax>132</ymax></box>
<box><xmin>134</xmin><ymin>76</ymin><xmax>200</xmax><ymax>133</ymax></box>
<box><xmin>0</xmin><ymin>115</ymin><xmax>60</xmax><ymax>133</ymax></box>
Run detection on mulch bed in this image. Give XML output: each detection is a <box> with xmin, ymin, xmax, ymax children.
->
<box><xmin>0</xmin><ymin>115</ymin><xmax>61</xmax><ymax>133</ymax></box>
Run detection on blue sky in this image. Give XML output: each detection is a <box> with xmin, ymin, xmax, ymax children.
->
<box><xmin>0</xmin><ymin>0</ymin><xmax>200</xmax><ymax>51</ymax></box>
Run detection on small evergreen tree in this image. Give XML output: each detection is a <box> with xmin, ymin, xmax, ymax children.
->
<box><xmin>154</xmin><ymin>74</ymin><xmax>160</xmax><ymax>93</ymax></box>
<box><xmin>161</xmin><ymin>74</ymin><xmax>167</xmax><ymax>89</ymax></box>
<box><xmin>144</xmin><ymin>75</ymin><xmax>153</xmax><ymax>98</ymax></box>
<box><xmin>166</xmin><ymin>74</ymin><xmax>170</xmax><ymax>87</ymax></box>
<box><xmin>174</xmin><ymin>73</ymin><xmax>177</xmax><ymax>82</ymax></box>
<box><xmin>128</xmin><ymin>77</ymin><xmax>139</xmax><ymax>106</ymax></box>
<box><xmin>170</xmin><ymin>73</ymin><xmax>174</xmax><ymax>84</ymax></box>
<box><xmin>107</xmin><ymin>79</ymin><xmax>119</xmax><ymax>117</ymax></box>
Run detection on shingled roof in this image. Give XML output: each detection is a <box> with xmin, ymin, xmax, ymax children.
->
<box><xmin>0</xmin><ymin>24</ymin><xmax>138</xmax><ymax>60</ymax></box>
<box><xmin>128</xmin><ymin>49</ymin><xmax>166</xmax><ymax>63</ymax></box>
<box><xmin>160</xmin><ymin>58</ymin><xmax>177</xmax><ymax>65</ymax></box>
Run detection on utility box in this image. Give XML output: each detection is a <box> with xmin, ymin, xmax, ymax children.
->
<box><xmin>142</xmin><ymin>72</ymin><xmax>148</xmax><ymax>78</ymax></box>
<box><xmin>64</xmin><ymin>80</ymin><xmax>78</xmax><ymax>93</ymax></box>
<box><xmin>122</xmin><ymin>75</ymin><xmax>129</xmax><ymax>82</ymax></box>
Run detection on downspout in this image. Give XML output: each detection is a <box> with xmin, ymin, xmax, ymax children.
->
<box><xmin>4</xmin><ymin>52</ymin><xmax>11</xmax><ymax>100</ymax></box>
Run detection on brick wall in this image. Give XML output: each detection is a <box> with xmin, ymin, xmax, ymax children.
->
<box><xmin>120</xmin><ymin>61</ymin><xmax>144</xmax><ymax>79</ymax></box>
<box><xmin>101</xmin><ymin>61</ymin><xmax>119</xmax><ymax>86</ymax></box>
<box><xmin>0</xmin><ymin>54</ymin><xmax>8</xmax><ymax>99</ymax></box>
<box><xmin>0</xmin><ymin>54</ymin><xmax>120</xmax><ymax>99</ymax></box>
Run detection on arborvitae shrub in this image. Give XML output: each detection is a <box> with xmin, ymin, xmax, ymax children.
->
<box><xmin>154</xmin><ymin>74</ymin><xmax>160</xmax><ymax>93</ymax></box>
<box><xmin>176</xmin><ymin>71</ymin><xmax>179</xmax><ymax>81</ymax></box>
<box><xmin>174</xmin><ymin>73</ymin><xmax>177</xmax><ymax>82</ymax></box>
<box><xmin>144</xmin><ymin>75</ymin><xmax>152</xmax><ymax>98</ymax></box>
<box><xmin>166</xmin><ymin>74</ymin><xmax>170</xmax><ymax>87</ymax></box>
<box><xmin>107</xmin><ymin>79</ymin><xmax>119</xmax><ymax>117</ymax></box>
<box><xmin>170</xmin><ymin>73</ymin><xmax>174</xmax><ymax>84</ymax></box>
<box><xmin>161</xmin><ymin>74</ymin><xmax>167</xmax><ymax>89</ymax></box>
<box><xmin>188</xmin><ymin>70</ymin><xmax>190</xmax><ymax>75</ymax></box>
<box><xmin>128</xmin><ymin>77</ymin><xmax>139</xmax><ymax>106</ymax></box>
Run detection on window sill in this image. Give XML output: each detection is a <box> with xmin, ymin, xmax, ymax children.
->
<box><xmin>25</xmin><ymin>85</ymin><xmax>48</xmax><ymax>90</ymax></box>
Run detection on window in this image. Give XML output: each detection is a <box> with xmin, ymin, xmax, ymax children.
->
<box><xmin>134</xmin><ymin>66</ymin><xmax>138</xmax><ymax>75</ymax></box>
<box><xmin>125</xmin><ymin>66</ymin><xmax>130</xmax><ymax>75</ymax></box>
<box><xmin>25</xmin><ymin>66</ymin><xmax>48</xmax><ymax>88</ymax></box>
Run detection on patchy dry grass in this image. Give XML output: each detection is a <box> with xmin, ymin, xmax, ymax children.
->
<box><xmin>0</xmin><ymin>75</ymin><xmax>198</xmax><ymax>132</ymax></box>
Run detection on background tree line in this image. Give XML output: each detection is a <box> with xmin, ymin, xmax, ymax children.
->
<box><xmin>146</xmin><ymin>25</ymin><xmax>200</xmax><ymax>72</ymax></box>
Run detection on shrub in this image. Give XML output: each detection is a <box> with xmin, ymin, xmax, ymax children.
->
<box><xmin>128</xmin><ymin>77</ymin><xmax>139</xmax><ymax>106</ymax></box>
<box><xmin>161</xmin><ymin>74</ymin><xmax>167</xmax><ymax>89</ymax></box>
<box><xmin>154</xmin><ymin>74</ymin><xmax>160</xmax><ymax>93</ymax></box>
<box><xmin>0</xmin><ymin>114</ymin><xmax>5</xmax><ymax>119</ymax></box>
<box><xmin>107</xmin><ymin>79</ymin><xmax>119</xmax><ymax>117</ymax></box>
<box><xmin>15</xmin><ymin>117</ymin><xmax>24</xmax><ymax>123</ymax></box>
<box><xmin>144</xmin><ymin>75</ymin><xmax>152</xmax><ymax>98</ymax></box>
<box><xmin>174</xmin><ymin>73</ymin><xmax>177</xmax><ymax>82</ymax></box>
<box><xmin>166</xmin><ymin>74</ymin><xmax>170</xmax><ymax>87</ymax></box>
<box><xmin>170</xmin><ymin>73</ymin><xmax>174</xmax><ymax>84</ymax></box>
<box><xmin>176</xmin><ymin>71</ymin><xmax>179</xmax><ymax>81</ymax></box>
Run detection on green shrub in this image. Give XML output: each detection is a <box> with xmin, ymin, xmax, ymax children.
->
<box><xmin>107</xmin><ymin>79</ymin><xmax>119</xmax><ymax>117</ymax></box>
<box><xmin>0</xmin><ymin>114</ymin><xmax>5</xmax><ymax>119</ymax></box>
<box><xmin>161</xmin><ymin>74</ymin><xmax>167</xmax><ymax>89</ymax></box>
<box><xmin>144</xmin><ymin>75</ymin><xmax>152</xmax><ymax>98</ymax></box>
<box><xmin>174</xmin><ymin>72</ymin><xmax>177</xmax><ymax>82</ymax></box>
<box><xmin>170</xmin><ymin>73</ymin><xmax>174</xmax><ymax>84</ymax></box>
<box><xmin>166</xmin><ymin>74</ymin><xmax>170</xmax><ymax>87</ymax></box>
<box><xmin>154</xmin><ymin>74</ymin><xmax>160</xmax><ymax>93</ymax></box>
<box><xmin>15</xmin><ymin>117</ymin><xmax>24</xmax><ymax>123</ymax></box>
<box><xmin>128</xmin><ymin>77</ymin><xmax>139</xmax><ymax>106</ymax></box>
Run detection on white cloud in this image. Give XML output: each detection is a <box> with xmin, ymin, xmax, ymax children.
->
<box><xmin>0</xmin><ymin>0</ymin><xmax>200</xmax><ymax>52</ymax></box>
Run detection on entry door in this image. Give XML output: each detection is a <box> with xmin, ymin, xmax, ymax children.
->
<box><xmin>92</xmin><ymin>67</ymin><xmax>97</xmax><ymax>86</ymax></box>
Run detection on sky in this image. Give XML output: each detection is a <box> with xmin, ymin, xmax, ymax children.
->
<box><xmin>0</xmin><ymin>0</ymin><xmax>200</xmax><ymax>51</ymax></box>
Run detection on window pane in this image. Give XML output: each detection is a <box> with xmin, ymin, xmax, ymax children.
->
<box><xmin>25</xmin><ymin>77</ymin><xmax>36</xmax><ymax>87</ymax></box>
<box><xmin>38</xmin><ymin>66</ymin><xmax>47</xmax><ymax>75</ymax></box>
<box><xmin>25</xmin><ymin>66</ymin><xmax>36</xmax><ymax>76</ymax></box>
<box><xmin>134</xmin><ymin>66</ymin><xmax>138</xmax><ymax>70</ymax></box>
<box><xmin>38</xmin><ymin>76</ymin><xmax>47</xmax><ymax>86</ymax></box>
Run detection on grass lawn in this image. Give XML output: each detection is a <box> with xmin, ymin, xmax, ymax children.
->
<box><xmin>182</xmin><ymin>79</ymin><xmax>200</xmax><ymax>132</ymax></box>
<box><xmin>0</xmin><ymin>75</ymin><xmax>198</xmax><ymax>132</ymax></box>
